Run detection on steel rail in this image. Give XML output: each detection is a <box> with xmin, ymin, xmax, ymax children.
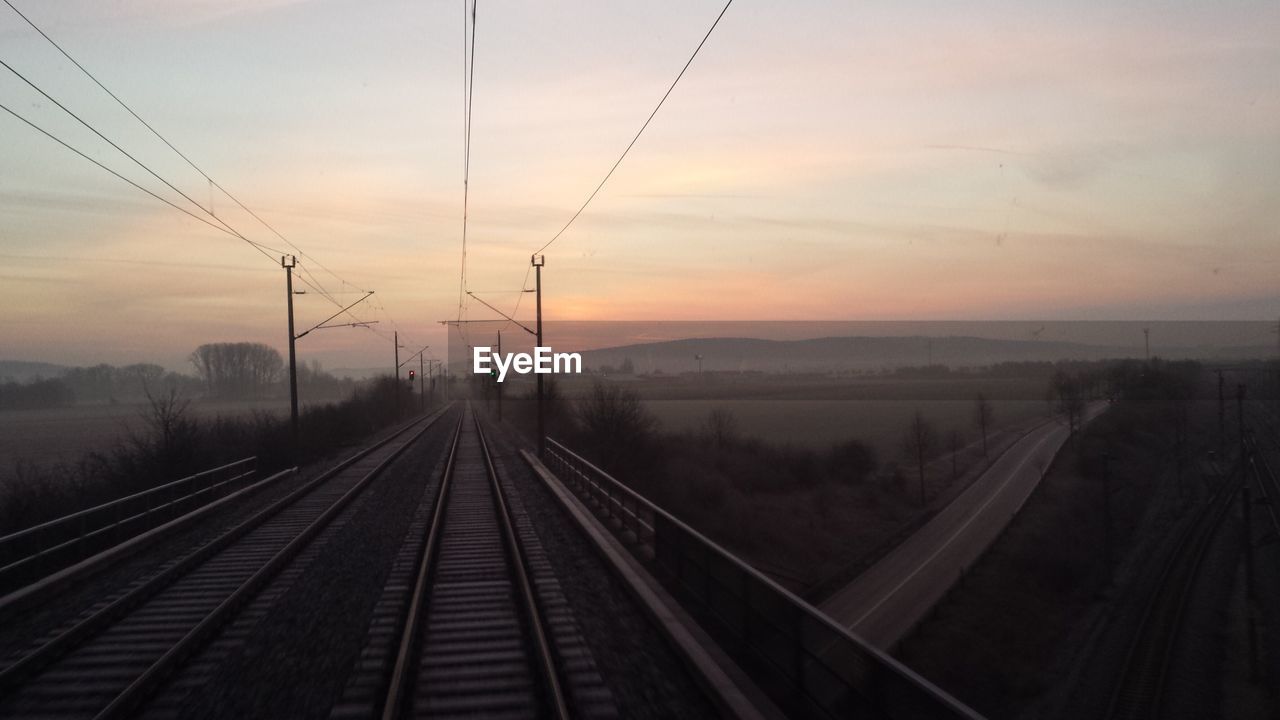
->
<box><xmin>0</xmin><ymin>458</ymin><xmax>255</xmax><ymax>549</ymax></box>
<box><xmin>1103</xmin><ymin>458</ymin><xmax>1238</xmax><ymax>720</ymax></box>
<box><xmin>1243</xmin><ymin>407</ymin><xmax>1280</xmax><ymax>536</ymax></box>
<box><xmin>380</xmin><ymin>412</ymin><xmax>464</xmax><ymax>720</ymax></box>
<box><xmin>0</xmin><ymin>407</ymin><xmax>448</xmax><ymax>717</ymax></box>
<box><xmin>379</xmin><ymin>405</ymin><xmax>569</xmax><ymax>719</ymax></box>
<box><xmin>476</xmin><ymin>414</ymin><xmax>571</xmax><ymax>720</ymax></box>
<box><xmin>94</xmin><ymin>410</ymin><xmax>445</xmax><ymax>720</ymax></box>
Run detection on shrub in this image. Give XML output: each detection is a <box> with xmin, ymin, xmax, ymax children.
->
<box><xmin>0</xmin><ymin>375</ymin><xmax>420</xmax><ymax>535</ymax></box>
<box><xmin>574</xmin><ymin>382</ymin><xmax>657</xmax><ymax>474</ymax></box>
<box><xmin>827</xmin><ymin>439</ymin><xmax>878</xmax><ymax>485</ymax></box>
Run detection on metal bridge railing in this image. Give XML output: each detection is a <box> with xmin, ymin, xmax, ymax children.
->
<box><xmin>0</xmin><ymin>457</ymin><xmax>257</xmax><ymax>591</ymax></box>
<box><xmin>544</xmin><ymin>439</ymin><xmax>983</xmax><ymax>720</ymax></box>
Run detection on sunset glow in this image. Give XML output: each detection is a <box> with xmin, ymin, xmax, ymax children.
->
<box><xmin>2</xmin><ymin>1</ymin><xmax>1277</xmax><ymax>370</ymax></box>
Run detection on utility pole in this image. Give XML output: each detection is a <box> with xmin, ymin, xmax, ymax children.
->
<box><xmin>394</xmin><ymin>331</ymin><xmax>402</xmax><ymax>419</ymax></box>
<box><xmin>1143</xmin><ymin>327</ymin><xmax>1150</xmax><ymax>361</ymax></box>
<box><xmin>280</xmin><ymin>281</ymin><xmax>375</xmax><ymax>459</ymax></box>
<box><xmin>496</xmin><ymin>330</ymin><xmax>503</xmax><ymax>423</ymax></box>
<box><xmin>1243</xmin><ymin>462</ymin><xmax>1260</xmax><ymax>681</ymax></box>
<box><xmin>1238</xmin><ymin>383</ymin><xmax>1246</xmax><ymax>462</ymax></box>
<box><xmin>1218</xmin><ymin>370</ymin><xmax>1226</xmax><ymax>459</ymax></box>
<box><xmin>1102</xmin><ymin>450</ymin><xmax>1113</xmax><ymax>574</ymax></box>
<box><xmin>419</xmin><ymin>353</ymin><xmax>425</xmax><ymax>413</ymax></box>
<box><xmin>282</xmin><ymin>255</ymin><xmax>299</xmax><ymax>456</ymax></box>
<box><xmin>533</xmin><ymin>254</ymin><xmax>545</xmax><ymax>458</ymax></box>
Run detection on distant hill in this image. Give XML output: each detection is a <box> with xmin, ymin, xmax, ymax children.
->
<box><xmin>0</xmin><ymin>360</ymin><xmax>69</xmax><ymax>383</ymax></box>
<box><xmin>576</xmin><ymin>336</ymin><xmax>1271</xmax><ymax>374</ymax></box>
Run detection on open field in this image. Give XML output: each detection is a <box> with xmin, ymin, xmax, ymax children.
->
<box><xmin>537</xmin><ymin>372</ymin><xmax>1050</xmax><ymax>403</ymax></box>
<box><xmin>519</xmin><ymin>372</ymin><xmax>1055</xmax><ymax>462</ymax></box>
<box><xmin>644</xmin><ymin>399</ymin><xmax>1048</xmax><ymax>460</ymax></box>
<box><xmin>0</xmin><ymin>400</ymin><xmax>289</xmax><ymax>469</ymax></box>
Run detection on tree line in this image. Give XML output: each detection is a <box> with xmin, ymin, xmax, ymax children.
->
<box><xmin>0</xmin><ymin>342</ymin><xmax>357</xmax><ymax>410</ymax></box>
<box><xmin>189</xmin><ymin>342</ymin><xmax>283</xmax><ymax>399</ymax></box>
<box><xmin>0</xmin><ymin>363</ymin><xmax>195</xmax><ymax>410</ymax></box>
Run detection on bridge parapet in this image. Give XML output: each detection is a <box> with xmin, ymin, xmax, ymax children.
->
<box><xmin>0</xmin><ymin>457</ymin><xmax>257</xmax><ymax>591</ymax></box>
<box><xmin>544</xmin><ymin>438</ymin><xmax>984</xmax><ymax>720</ymax></box>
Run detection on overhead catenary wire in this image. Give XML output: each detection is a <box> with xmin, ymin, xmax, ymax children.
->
<box><xmin>4</xmin><ymin>0</ymin><xmax>388</xmax><ymax>335</ymax></box>
<box><xmin>0</xmin><ymin>57</ymin><xmax>285</xmax><ymax>262</ymax></box>
<box><xmin>532</xmin><ymin>0</ymin><xmax>734</xmax><ymax>256</ymax></box>
<box><xmin>2</xmin><ymin>0</ymin><xmax>370</xmax><ymax>299</ymax></box>
<box><xmin>489</xmin><ymin>0</ymin><xmax>734</xmax><ymax>332</ymax></box>
<box><xmin>457</xmin><ymin>0</ymin><xmax>478</xmax><ymax>326</ymax></box>
<box><xmin>454</xmin><ymin>0</ymin><xmax>479</xmax><ymax>350</ymax></box>
<box><xmin>4</xmin><ymin>0</ymin><xmax>462</xmax><ymax>363</ymax></box>
<box><xmin>4</xmin><ymin>3</ymin><xmax>429</xmax><ymax>375</ymax></box>
<box><xmin>0</xmin><ymin>100</ymin><xmax>278</xmax><ymax>261</ymax></box>
<box><xmin>294</xmin><ymin>272</ymin><xmax>359</xmax><ymax>311</ymax></box>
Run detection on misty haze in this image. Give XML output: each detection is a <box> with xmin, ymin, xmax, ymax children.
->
<box><xmin>2</xmin><ymin>2</ymin><xmax>1278</xmax><ymax>719</ymax></box>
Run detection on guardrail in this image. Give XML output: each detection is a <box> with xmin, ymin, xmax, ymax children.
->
<box><xmin>544</xmin><ymin>438</ymin><xmax>983</xmax><ymax>720</ymax></box>
<box><xmin>0</xmin><ymin>457</ymin><xmax>258</xmax><ymax>590</ymax></box>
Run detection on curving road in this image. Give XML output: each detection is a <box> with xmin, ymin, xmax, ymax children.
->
<box><xmin>821</xmin><ymin>402</ymin><xmax>1107</xmax><ymax>650</ymax></box>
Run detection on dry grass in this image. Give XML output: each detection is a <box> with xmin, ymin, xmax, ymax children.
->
<box><xmin>547</xmin><ymin>375</ymin><xmax>1056</xmax><ymax>594</ymax></box>
<box><xmin>0</xmin><ymin>400</ymin><xmax>291</xmax><ymax>468</ymax></box>
<box><xmin>643</xmin><ymin>398</ymin><xmax>1046</xmax><ymax>461</ymax></box>
<box><xmin>0</xmin><ymin>380</ymin><xmax>416</xmax><ymax>536</ymax></box>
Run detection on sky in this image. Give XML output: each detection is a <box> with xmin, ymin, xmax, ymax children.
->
<box><xmin>1</xmin><ymin>0</ymin><xmax>1277</xmax><ymax>371</ymax></box>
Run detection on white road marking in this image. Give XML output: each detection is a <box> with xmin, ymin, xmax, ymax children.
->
<box><xmin>851</xmin><ymin>426</ymin><xmax>1060</xmax><ymax>629</ymax></box>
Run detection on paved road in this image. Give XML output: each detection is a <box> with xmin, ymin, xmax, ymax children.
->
<box><xmin>820</xmin><ymin>403</ymin><xmax>1106</xmax><ymax>650</ymax></box>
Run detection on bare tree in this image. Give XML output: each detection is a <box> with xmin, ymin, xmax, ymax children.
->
<box><xmin>576</xmin><ymin>382</ymin><xmax>657</xmax><ymax>471</ymax></box>
<box><xmin>902</xmin><ymin>410</ymin><xmax>938</xmax><ymax>506</ymax></box>
<box><xmin>130</xmin><ymin>386</ymin><xmax>198</xmax><ymax>478</ymax></box>
<box><xmin>704</xmin><ymin>407</ymin><xmax>739</xmax><ymax>448</ymax></box>
<box><xmin>190</xmin><ymin>342</ymin><xmax>284</xmax><ymax>399</ymax></box>
<box><xmin>973</xmin><ymin>392</ymin><xmax>994</xmax><ymax>457</ymax></box>
<box><xmin>1051</xmin><ymin>369</ymin><xmax>1086</xmax><ymax>435</ymax></box>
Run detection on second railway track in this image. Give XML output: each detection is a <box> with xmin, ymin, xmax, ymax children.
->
<box><xmin>0</xmin><ymin>406</ymin><xmax>451</xmax><ymax>720</ymax></box>
<box><xmin>1103</xmin><ymin>443</ymin><xmax>1239</xmax><ymax>720</ymax></box>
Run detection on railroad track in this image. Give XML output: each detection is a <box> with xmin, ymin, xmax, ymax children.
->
<box><xmin>1244</xmin><ymin>407</ymin><xmax>1280</xmax><ymax>539</ymax></box>
<box><xmin>382</xmin><ymin>406</ymin><xmax>567</xmax><ymax>719</ymax></box>
<box><xmin>1103</xmin><ymin>447</ymin><xmax>1239</xmax><ymax>720</ymax></box>
<box><xmin>0</xmin><ymin>406</ymin><xmax>451</xmax><ymax>720</ymax></box>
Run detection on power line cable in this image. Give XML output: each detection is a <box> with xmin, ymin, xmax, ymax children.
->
<box><xmin>11</xmin><ymin>0</ymin><xmax>479</xmax><ymax>357</ymax></box>
<box><xmin>457</xmin><ymin>0</ymin><xmax>477</xmax><ymax>323</ymax></box>
<box><xmin>294</xmin><ymin>270</ymin><xmax>350</xmax><ymax>308</ymax></box>
<box><xmin>0</xmin><ymin>100</ymin><xmax>278</xmax><ymax>261</ymax></box>
<box><xmin>533</xmin><ymin>0</ymin><xmax>733</xmax><ymax>256</ymax></box>
<box><xmin>0</xmin><ymin>57</ymin><xmax>283</xmax><ymax>260</ymax></box>
<box><xmin>489</xmin><ymin>0</ymin><xmax>734</xmax><ymax>331</ymax></box>
<box><xmin>4</xmin><ymin>0</ymin><xmax>377</xmax><ymax>329</ymax></box>
<box><xmin>4</xmin><ymin>2</ymin><xmax>403</xmax><ymax>364</ymax></box>
<box><xmin>2</xmin><ymin>0</ymin><xmax>369</xmax><ymax>297</ymax></box>
<box><xmin>501</xmin><ymin>265</ymin><xmax>535</xmax><ymax>333</ymax></box>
